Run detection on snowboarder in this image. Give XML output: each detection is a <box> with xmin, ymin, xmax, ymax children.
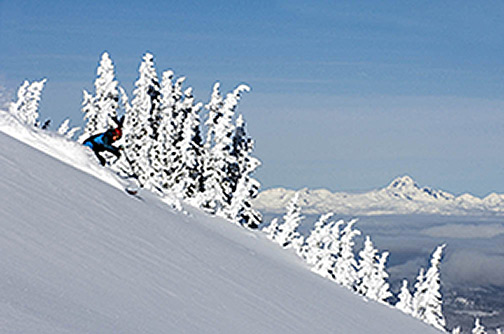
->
<box><xmin>83</xmin><ymin>117</ymin><xmax>124</xmax><ymax>166</ymax></box>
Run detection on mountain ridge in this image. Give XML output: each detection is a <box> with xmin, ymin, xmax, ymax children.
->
<box><xmin>254</xmin><ymin>175</ymin><xmax>504</xmax><ymax>215</ymax></box>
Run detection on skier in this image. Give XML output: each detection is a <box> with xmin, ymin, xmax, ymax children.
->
<box><xmin>83</xmin><ymin>117</ymin><xmax>124</xmax><ymax>166</ymax></box>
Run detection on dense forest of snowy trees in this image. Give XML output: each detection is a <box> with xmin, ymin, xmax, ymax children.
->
<box><xmin>7</xmin><ymin>51</ymin><xmax>500</xmax><ymax>334</ymax></box>
<box><xmin>74</xmin><ymin>52</ymin><xmax>263</xmax><ymax>229</ymax></box>
<box><xmin>6</xmin><ymin>52</ymin><xmax>261</xmax><ymax>229</ymax></box>
<box><xmin>263</xmin><ymin>192</ymin><xmax>449</xmax><ymax>332</ymax></box>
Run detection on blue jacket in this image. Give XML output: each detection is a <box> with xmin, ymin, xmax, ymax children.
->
<box><xmin>83</xmin><ymin>129</ymin><xmax>119</xmax><ymax>153</ymax></box>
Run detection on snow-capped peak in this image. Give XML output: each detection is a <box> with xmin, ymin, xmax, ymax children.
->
<box><xmin>386</xmin><ymin>175</ymin><xmax>418</xmax><ymax>190</ymax></box>
<box><xmin>382</xmin><ymin>175</ymin><xmax>454</xmax><ymax>202</ymax></box>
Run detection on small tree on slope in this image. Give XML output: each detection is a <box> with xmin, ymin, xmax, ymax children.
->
<box><xmin>356</xmin><ymin>235</ymin><xmax>379</xmax><ymax>296</ymax></box>
<box><xmin>413</xmin><ymin>244</ymin><xmax>447</xmax><ymax>331</ymax></box>
<box><xmin>9</xmin><ymin>78</ymin><xmax>47</xmax><ymax>127</ymax></box>
<box><xmin>273</xmin><ymin>192</ymin><xmax>305</xmax><ymax>250</ymax></box>
<box><xmin>311</xmin><ymin>219</ymin><xmax>345</xmax><ymax>281</ymax></box>
<box><xmin>199</xmin><ymin>84</ymin><xmax>250</xmax><ymax>215</ymax></box>
<box><xmin>333</xmin><ymin>219</ymin><xmax>361</xmax><ymax>289</ymax></box>
<box><xmin>93</xmin><ymin>52</ymin><xmax>120</xmax><ymax>130</ymax></box>
<box><xmin>472</xmin><ymin>318</ymin><xmax>487</xmax><ymax>334</ymax></box>
<box><xmin>170</xmin><ymin>87</ymin><xmax>205</xmax><ymax>199</ymax></box>
<box><xmin>356</xmin><ymin>236</ymin><xmax>392</xmax><ymax>302</ymax></box>
<box><xmin>223</xmin><ymin>114</ymin><xmax>262</xmax><ymax>228</ymax></box>
<box><xmin>147</xmin><ymin>71</ymin><xmax>181</xmax><ymax>190</ymax></box>
<box><xmin>57</xmin><ymin>118</ymin><xmax>80</xmax><ymax>139</ymax></box>
<box><xmin>263</xmin><ymin>218</ymin><xmax>280</xmax><ymax>241</ymax></box>
<box><xmin>396</xmin><ymin>279</ymin><xmax>414</xmax><ymax>315</ymax></box>
<box><xmin>122</xmin><ymin>53</ymin><xmax>160</xmax><ymax>187</ymax></box>
<box><xmin>80</xmin><ymin>52</ymin><xmax>120</xmax><ymax>142</ymax></box>
<box><xmin>373</xmin><ymin>251</ymin><xmax>392</xmax><ymax>302</ymax></box>
<box><xmin>298</xmin><ymin>212</ymin><xmax>334</xmax><ymax>264</ymax></box>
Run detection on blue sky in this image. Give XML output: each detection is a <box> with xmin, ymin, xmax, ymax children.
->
<box><xmin>1</xmin><ymin>0</ymin><xmax>504</xmax><ymax>196</ymax></box>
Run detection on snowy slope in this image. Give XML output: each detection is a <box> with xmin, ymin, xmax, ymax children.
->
<box><xmin>0</xmin><ymin>112</ymin><xmax>442</xmax><ymax>333</ymax></box>
<box><xmin>254</xmin><ymin>176</ymin><xmax>504</xmax><ymax>215</ymax></box>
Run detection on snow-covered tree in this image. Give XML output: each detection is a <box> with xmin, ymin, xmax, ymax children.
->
<box><xmin>160</xmin><ymin>76</ymin><xmax>186</xmax><ymax>188</ymax></box>
<box><xmin>79</xmin><ymin>90</ymin><xmax>98</xmax><ymax>142</ymax></box>
<box><xmin>413</xmin><ymin>267</ymin><xmax>426</xmax><ymax>317</ymax></box>
<box><xmin>451</xmin><ymin>326</ymin><xmax>461</xmax><ymax>334</ymax></box>
<box><xmin>199</xmin><ymin>84</ymin><xmax>250</xmax><ymax>215</ymax></box>
<box><xmin>497</xmin><ymin>328</ymin><xmax>502</xmax><ymax>334</ymax></box>
<box><xmin>198</xmin><ymin>83</ymin><xmax>226</xmax><ymax>212</ymax></box>
<box><xmin>80</xmin><ymin>53</ymin><xmax>120</xmax><ymax>142</ymax></box>
<box><xmin>57</xmin><ymin>118</ymin><xmax>80</xmax><ymax>139</ymax></box>
<box><xmin>263</xmin><ymin>218</ymin><xmax>280</xmax><ymax>241</ymax></box>
<box><xmin>374</xmin><ymin>251</ymin><xmax>392</xmax><ymax>302</ymax></box>
<box><xmin>9</xmin><ymin>78</ymin><xmax>47</xmax><ymax>127</ymax></box>
<box><xmin>272</xmin><ymin>192</ymin><xmax>305</xmax><ymax>250</ymax></box>
<box><xmin>223</xmin><ymin>114</ymin><xmax>262</xmax><ymax>228</ymax></box>
<box><xmin>355</xmin><ymin>236</ymin><xmax>392</xmax><ymax>302</ymax></box>
<box><xmin>93</xmin><ymin>52</ymin><xmax>120</xmax><ymax>130</ymax></box>
<box><xmin>170</xmin><ymin>87</ymin><xmax>205</xmax><ymax>199</ymax></box>
<box><xmin>333</xmin><ymin>219</ymin><xmax>361</xmax><ymax>289</ymax></box>
<box><xmin>356</xmin><ymin>236</ymin><xmax>379</xmax><ymax>296</ymax></box>
<box><xmin>396</xmin><ymin>279</ymin><xmax>414</xmax><ymax>315</ymax></box>
<box><xmin>413</xmin><ymin>244</ymin><xmax>447</xmax><ymax>331</ymax></box>
<box><xmin>146</xmin><ymin>70</ymin><xmax>177</xmax><ymax>189</ymax></box>
<box><xmin>204</xmin><ymin>82</ymin><xmax>223</xmax><ymax>148</ymax></box>
<box><xmin>225</xmin><ymin>172</ymin><xmax>262</xmax><ymax>229</ymax></box>
<box><xmin>472</xmin><ymin>318</ymin><xmax>487</xmax><ymax>334</ymax></box>
<box><xmin>122</xmin><ymin>53</ymin><xmax>160</xmax><ymax>187</ymax></box>
<box><xmin>311</xmin><ymin>219</ymin><xmax>345</xmax><ymax>280</ymax></box>
<box><xmin>298</xmin><ymin>212</ymin><xmax>334</xmax><ymax>264</ymax></box>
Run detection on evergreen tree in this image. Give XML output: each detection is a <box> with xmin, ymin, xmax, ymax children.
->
<box><xmin>57</xmin><ymin>118</ymin><xmax>80</xmax><ymax>139</ymax></box>
<box><xmin>170</xmin><ymin>87</ymin><xmax>205</xmax><ymax>199</ymax></box>
<box><xmin>163</xmin><ymin>76</ymin><xmax>187</xmax><ymax>187</ymax></box>
<box><xmin>311</xmin><ymin>219</ymin><xmax>345</xmax><ymax>281</ymax></box>
<box><xmin>93</xmin><ymin>52</ymin><xmax>120</xmax><ymax>131</ymax></box>
<box><xmin>396</xmin><ymin>279</ymin><xmax>414</xmax><ymax>315</ymax></box>
<box><xmin>147</xmin><ymin>70</ymin><xmax>177</xmax><ymax>190</ymax></box>
<box><xmin>122</xmin><ymin>53</ymin><xmax>160</xmax><ymax>187</ymax></box>
<box><xmin>355</xmin><ymin>236</ymin><xmax>391</xmax><ymax>301</ymax></box>
<box><xmin>374</xmin><ymin>251</ymin><xmax>392</xmax><ymax>302</ymax></box>
<box><xmin>224</xmin><ymin>115</ymin><xmax>262</xmax><ymax>228</ymax></box>
<box><xmin>79</xmin><ymin>90</ymin><xmax>98</xmax><ymax>142</ymax></box>
<box><xmin>413</xmin><ymin>244</ymin><xmax>446</xmax><ymax>331</ymax></box>
<box><xmin>274</xmin><ymin>192</ymin><xmax>305</xmax><ymax>250</ymax></box>
<box><xmin>333</xmin><ymin>219</ymin><xmax>361</xmax><ymax>289</ymax></box>
<box><xmin>413</xmin><ymin>267</ymin><xmax>426</xmax><ymax>317</ymax></box>
<box><xmin>263</xmin><ymin>218</ymin><xmax>280</xmax><ymax>241</ymax></box>
<box><xmin>200</xmin><ymin>84</ymin><xmax>249</xmax><ymax>214</ymax></box>
<box><xmin>9</xmin><ymin>78</ymin><xmax>47</xmax><ymax>127</ymax></box>
<box><xmin>472</xmin><ymin>318</ymin><xmax>487</xmax><ymax>334</ymax></box>
<box><xmin>204</xmin><ymin>82</ymin><xmax>223</xmax><ymax>148</ymax></box>
<box><xmin>452</xmin><ymin>326</ymin><xmax>461</xmax><ymax>334</ymax></box>
<box><xmin>199</xmin><ymin>82</ymin><xmax>225</xmax><ymax>213</ymax></box>
<box><xmin>80</xmin><ymin>53</ymin><xmax>120</xmax><ymax>142</ymax></box>
<box><xmin>298</xmin><ymin>212</ymin><xmax>334</xmax><ymax>264</ymax></box>
<box><xmin>225</xmin><ymin>172</ymin><xmax>262</xmax><ymax>229</ymax></box>
<box><xmin>356</xmin><ymin>235</ymin><xmax>379</xmax><ymax>297</ymax></box>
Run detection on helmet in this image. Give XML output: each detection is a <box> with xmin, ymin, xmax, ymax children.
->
<box><xmin>113</xmin><ymin>128</ymin><xmax>122</xmax><ymax>139</ymax></box>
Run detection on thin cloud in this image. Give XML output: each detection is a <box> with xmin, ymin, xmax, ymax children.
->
<box><xmin>444</xmin><ymin>250</ymin><xmax>504</xmax><ymax>287</ymax></box>
<box><xmin>421</xmin><ymin>224</ymin><xmax>504</xmax><ymax>239</ymax></box>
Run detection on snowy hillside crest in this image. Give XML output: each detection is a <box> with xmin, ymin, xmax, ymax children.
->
<box><xmin>0</xmin><ymin>126</ymin><xmax>449</xmax><ymax>334</ymax></box>
<box><xmin>254</xmin><ymin>175</ymin><xmax>504</xmax><ymax>215</ymax></box>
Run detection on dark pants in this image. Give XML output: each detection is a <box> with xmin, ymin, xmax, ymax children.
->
<box><xmin>92</xmin><ymin>144</ymin><xmax>121</xmax><ymax>166</ymax></box>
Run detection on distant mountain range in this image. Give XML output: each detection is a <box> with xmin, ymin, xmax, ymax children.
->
<box><xmin>253</xmin><ymin>175</ymin><xmax>504</xmax><ymax>215</ymax></box>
